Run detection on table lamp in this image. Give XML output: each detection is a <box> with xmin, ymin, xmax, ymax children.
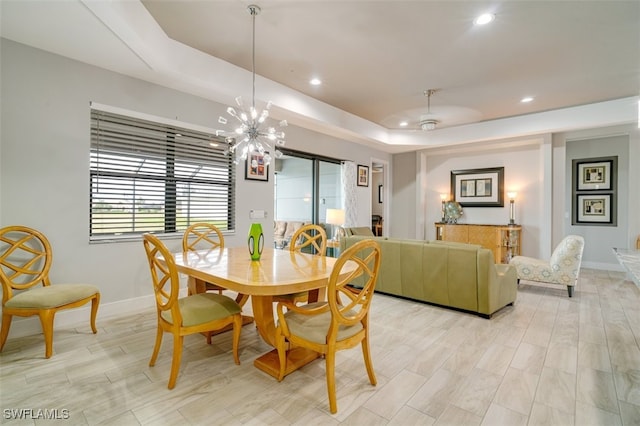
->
<box><xmin>508</xmin><ymin>192</ymin><xmax>517</xmax><ymax>225</ymax></box>
<box><xmin>440</xmin><ymin>194</ymin><xmax>448</xmax><ymax>222</ymax></box>
<box><xmin>326</xmin><ymin>208</ymin><xmax>345</xmax><ymax>241</ymax></box>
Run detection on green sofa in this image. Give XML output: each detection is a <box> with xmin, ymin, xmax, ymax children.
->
<box><xmin>341</xmin><ymin>236</ymin><xmax>517</xmax><ymax>318</ymax></box>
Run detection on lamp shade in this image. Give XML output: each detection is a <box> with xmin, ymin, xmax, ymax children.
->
<box><xmin>326</xmin><ymin>208</ymin><xmax>345</xmax><ymax>226</ymax></box>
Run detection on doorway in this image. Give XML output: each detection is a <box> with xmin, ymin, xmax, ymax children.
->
<box><xmin>371</xmin><ymin>160</ymin><xmax>388</xmax><ymax>236</ymax></box>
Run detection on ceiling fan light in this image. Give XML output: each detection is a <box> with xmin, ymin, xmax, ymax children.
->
<box><xmin>420</xmin><ymin>119</ymin><xmax>438</xmax><ymax>131</ymax></box>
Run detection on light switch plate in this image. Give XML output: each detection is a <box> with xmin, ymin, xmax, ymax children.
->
<box><xmin>250</xmin><ymin>209</ymin><xmax>267</xmax><ymax>219</ymax></box>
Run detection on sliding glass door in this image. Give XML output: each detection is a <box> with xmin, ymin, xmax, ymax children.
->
<box><xmin>274</xmin><ymin>150</ymin><xmax>342</xmax><ymax>247</ymax></box>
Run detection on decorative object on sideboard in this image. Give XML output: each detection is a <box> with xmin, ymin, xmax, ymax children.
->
<box><xmin>216</xmin><ymin>4</ymin><xmax>287</xmax><ymax>166</ymax></box>
<box><xmin>507</xmin><ymin>192</ymin><xmax>517</xmax><ymax>225</ymax></box>
<box><xmin>444</xmin><ymin>201</ymin><xmax>463</xmax><ymax>224</ymax></box>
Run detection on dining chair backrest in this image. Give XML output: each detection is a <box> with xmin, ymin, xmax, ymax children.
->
<box><xmin>274</xmin><ymin>238</ymin><xmax>381</xmax><ymax>413</ymax></box>
<box><xmin>289</xmin><ymin>224</ymin><xmax>327</xmax><ymax>256</ymax></box>
<box><xmin>144</xmin><ymin>233</ymin><xmax>182</xmax><ymax>324</ymax></box>
<box><xmin>182</xmin><ymin>223</ymin><xmax>224</xmax><ymax>253</ymax></box>
<box><xmin>0</xmin><ymin>225</ymin><xmax>53</xmax><ymax>301</ymax></box>
<box><xmin>326</xmin><ymin>238</ymin><xmax>381</xmax><ymax>332</ymax></box>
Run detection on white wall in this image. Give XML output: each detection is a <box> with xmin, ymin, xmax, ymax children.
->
<box><xmin>419</xmin><ymin>125</ymin><xmax>638</xmax><ymax>268</ymax></box>
<box><xmin>0</xmin><ymin>39</ymin><xmax>390</xmax><ymax>333</ymax></box>
<box><xmin>556</xmin><ymin>126</ymin><xmax>638</xmax><ymax>269</ymax></box>
<box><xmin>422</xmin><ymin>140</ymin><xmax>544</xmax><ymax>257</ymax></box>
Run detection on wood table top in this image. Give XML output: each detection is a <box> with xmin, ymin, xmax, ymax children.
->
<box><xmin>172</xmin><ymin>247</ymin><xmax>350</xmax><ymax>296</ymax></box>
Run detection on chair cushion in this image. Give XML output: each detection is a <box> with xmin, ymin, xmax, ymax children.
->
<box><xmin>5</xmin><ymin>284</ymin><xmax>99</xmax><ymax>309</ymax></box>
<box><xmin>161</xmin><ymin>293</ymin><xmax>241</xmax><ymax>327</ymax></box>
<box><xmin>281</xmin><ymin>302</ymin><xmax>362</xmax><ymax>344</ymax></box>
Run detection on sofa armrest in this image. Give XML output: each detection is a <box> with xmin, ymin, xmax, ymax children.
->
<box><xmin>476</xmin><ymin>250</ymin><xmax>517</xmax><ymax>316</ymax></box>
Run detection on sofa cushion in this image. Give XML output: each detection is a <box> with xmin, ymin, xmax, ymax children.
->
<box><xmin>283</xmin><ymin>221</ymin><xmax>305</xmax><ymax>241</ymax></box>
<box><xmin>274</xmin><ymin>221</ymin><xmax>287</xmax><ymax>238</ymax></box>
<box><xmin>347</xmin><ymin>227</ymin><xmax>375</xmax><ymax>237</ymax></box>
<box><xmin>341</xmin><ymin>235</ymin><xmax>517</xmax><ymax>317</ymax></box>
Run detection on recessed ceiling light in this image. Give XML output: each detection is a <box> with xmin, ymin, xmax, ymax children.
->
<box><xmin>521</xmin><ymin>96</ymin><xmax>534</xmax><ymax>103</ymax></box>
<box><xmin>399</xmin><ymin>121</ymin><xmax>408</xmax><ymax>127</ymax></box>
<box><xmin>474</xmin><ymin>13</ymin><xmax>495</xmax><ymax>26</ymax></box>
<box><xmin>309</xmin><ymin>78</ymin><xmax>322</xmax><ymax>86</ymax></box>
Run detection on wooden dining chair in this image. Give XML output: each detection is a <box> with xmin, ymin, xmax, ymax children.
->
<box><xmin>273</xmin><ymin>224</ymin><xmax>327</xmax><ymax>306</ymax></box>
<box><xmin>143</xmin><ymin>233</ymin><xmax>242</xmax><ymax>389</ymax></box>
<box><xmin>0</xmin><ymin>225</ymin><xmax>100</xmax><ymax>358</ymax></box>
<box><xmin>182</xmin><ymin>223</ymin><xmax>225</xmax><ymax>296</ymax></box>
<box><xmin>275</xmin><ymin>238</ymin><xmax>381</xmax><ymax>413</ymax></box>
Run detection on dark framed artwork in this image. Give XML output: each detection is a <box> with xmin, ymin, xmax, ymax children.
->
<box><xmin>576</xmin><ymin>159</ymin><xmax>613</xmax><ymax>191</ymax></box>
<box><xmin>378</xmin><ymin>185</ymin><xmax>383</xmax><ymax>203</ymax></box>
<box><xmin>357</xmin><ymin>165</ymin><xmax>369</xmax><ymax>187</ymax></box>
<box><xmin>576</xmin><ymin>194</ymin><xmax>612</xmax><ymax>224</ymax></box>
<box><xmin>571</xmin><ymin>156</ymin><xmax>617</xmax><ymax>226</ymax></box>
<box><xmin>451</xmin><ymin>167</ymin><xmax>504</xmax><ymax>207</ymax></box>
<box><xmin>245</xmin><ymin>152</ymin><xmax>269</xmax><ymax>181</ymax></box>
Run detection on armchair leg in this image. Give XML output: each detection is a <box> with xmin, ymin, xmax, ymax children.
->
<box><xmin>567</xmin><ymin>286</ymin><xmax>574</xmax><ymax>297</ymax></box>
<box><xmin>38</xmin><ymin>310</ymin><xmax>55</xmax><ymax>359</ymax></box>
<box><xmin>90</xmin><ymin>293</ymin><xmax>100</xmax><ymax>334</ymax></box>
<box><xmin>0</xmin><ymin>313</ymin><xmax>13</xmax><ymax>352</ymax></box>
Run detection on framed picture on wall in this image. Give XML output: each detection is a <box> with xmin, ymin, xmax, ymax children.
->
<box><xmin>357</xmin><ymin>164</ymin><xmax>369</xmax><ymax>187</ymax></box>
<box><xmin>576</xmin><ymin>194</ymin><xmax>612</xmax><ymax>224</ymax></box>
<box><xmin>451</xmin><ymin>167</ymin><xmax>504</xmax><ymax>207</ymax></box>
<box><xmin>576</xmin><ymin>159</ymin><xmax>613</xmax><ymax>191</ymax></box>
<box><xmin>245</xmin><ymin>152</ymin><xmax>269</xmax><ymax>181</ymax></box>
<box><xmin>571</xmin><ymin>156</ymin><xmax>617</xmax><ymax>226</ymax></box>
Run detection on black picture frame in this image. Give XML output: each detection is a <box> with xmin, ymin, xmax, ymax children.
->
<box><xmin>245</xmin><ymin>152</ymin><xmax>269</xmax><ymax>182</ymax></box>
<box><xmin>576</xmin><ymin>159</ymin><xmax>614</xmax><ymax>191</ymax></box>
<box><xmin>571</xmin><ymin>156</ymin><xmax>617</xmax><ymax>226</ymax></box>
<box><xmin>357</xmin><ymin>165</ymin><xmax>369</xmax><ymax>187</ymax></box>
<box><xmin>451</xmin><ymin>167</ymin><xmax>504</xmax><ymax>207</ymax></box>
<box><xmin>378</xmin><ymin>184</ymin><xmax>383</xmax><ymax>203</ymax></box>
<box><xmin>576</xmin><ymin>194</ymin><xmax>613</xmax><ymax>225</ymax></box>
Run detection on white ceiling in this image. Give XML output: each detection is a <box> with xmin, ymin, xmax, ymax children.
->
<box><xmin>2</xmin><ymin>0</ymin><xmax>639</xmax><ymax>153</ymax></box>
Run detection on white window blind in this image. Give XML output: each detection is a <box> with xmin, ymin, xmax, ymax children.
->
<box><xmin>90</xmin><ymin>108</ymin><xmax>235</xmax><ymax>240</ymax></box>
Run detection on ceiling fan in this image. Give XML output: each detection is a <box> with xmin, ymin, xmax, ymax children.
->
<box><xmin>419</xmin><ymin>89</ymin><xmax>439</xmax><ymax>131</ymax></box>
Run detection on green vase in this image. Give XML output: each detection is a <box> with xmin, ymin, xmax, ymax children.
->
<box><xmin>248</xmin><ymin>223</ymin><xmax>264</xmax><ymax>260</ymax></box>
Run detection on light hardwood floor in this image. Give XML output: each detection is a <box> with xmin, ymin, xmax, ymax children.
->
<box><xmin>1</xmin><ymin>268</ymin><xmax>639</xmax><ymax>425</ymax></box>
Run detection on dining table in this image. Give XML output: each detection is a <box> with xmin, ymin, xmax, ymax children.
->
<box><xmin>172</xmin><ymin>246</ymin><xmax>356</xmax><ymax>379</ymax></box>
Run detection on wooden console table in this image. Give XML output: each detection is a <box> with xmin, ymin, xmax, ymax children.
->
<box><xmin>435</xmin><ymin>223</ymin><xmax>522</xmax><ymax>264</ymax></box>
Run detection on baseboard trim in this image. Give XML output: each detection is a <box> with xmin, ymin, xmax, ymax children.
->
<box><xmin>582</xmin><ymin>261</ymin><xmax>625</xmax><ymax>272</ymax></box>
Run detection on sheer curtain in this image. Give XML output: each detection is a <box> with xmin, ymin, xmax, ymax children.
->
<box><xmin>341</xmin><ymin>161</ymin><xmax>357</xmax><ymax>227</ymax></box>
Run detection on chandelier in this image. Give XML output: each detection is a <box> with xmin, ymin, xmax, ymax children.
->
<box><xmin>216</xmin><ymin>4</ymin><xmax>287</xmax><ymax>166</ymax></box>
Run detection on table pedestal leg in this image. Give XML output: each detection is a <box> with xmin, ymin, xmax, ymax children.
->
<box><xmin>251</xmin><ymin>294</ymin><xmax>321</xmax><ymax>378</ymax></box>
<box><xmin>253</xmin><ymin>348</ymin><xmax>320</xmax><ymax>379</ymax></box>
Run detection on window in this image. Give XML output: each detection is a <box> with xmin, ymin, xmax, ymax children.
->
<box><xmin>90</xmin><ymin>106</ymin><xmax>235</xmax><ymax>241</ymax></box>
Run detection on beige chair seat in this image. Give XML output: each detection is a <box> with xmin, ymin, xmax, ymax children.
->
<box><xmin>281</xmin><ymin>301</ymin><xmax>362</xmax><ymax>344</ymax></box>
<box><xmin>6</xmin><ymin>284</ymin><xmax>99</xmax><ymax>309</ymax></box>
<box><xmin>161</xmin><ymin>293</ymin><xmax>241</xmax><ymax>327</ymax></box>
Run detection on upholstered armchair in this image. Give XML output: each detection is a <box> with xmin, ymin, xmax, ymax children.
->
<box><xmin>510</xmin><ymin>235</ymin><xmax>585</xmax><ymax>297</ymax></box>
